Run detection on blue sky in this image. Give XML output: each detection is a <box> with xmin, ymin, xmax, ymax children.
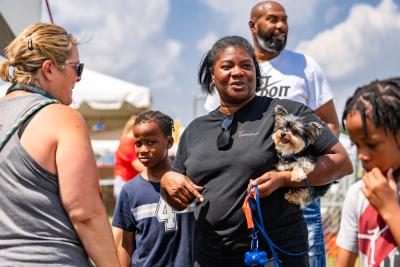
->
<box><xmin>47</xmin><ymin>0</ymin><xmax>399</xmax><ymax>126</ymax></box>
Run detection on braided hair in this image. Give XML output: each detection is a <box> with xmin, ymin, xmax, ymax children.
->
<box><xmin>134</xmin><ymin>110</ymin><xmax>174</xmax><ymax>137</ymax></box>
<box><xmin>342</xmin><ymin>77</ymin><xmax>400</xmax><ymax>146</ymax></box>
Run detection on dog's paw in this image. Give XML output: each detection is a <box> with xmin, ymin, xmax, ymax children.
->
<box><xmin>284</xmin><ymin>188</ymin><xmax>309</xmax><ymax>208</ymax></box>
<box><xmin>290</xmin><ymin>169</ymin><xmax>307</xmax><ymax>182</ymax></box>
<box><xmin>285</xmin><ymin>192</ymin><xmax>304</xmax><ymax>207</ymax></box>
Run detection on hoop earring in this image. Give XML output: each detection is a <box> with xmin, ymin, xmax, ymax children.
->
<box><xmin>210</xmin><ymin>80</ymin><xmax>216</xmax><ymax>91</ymax></box>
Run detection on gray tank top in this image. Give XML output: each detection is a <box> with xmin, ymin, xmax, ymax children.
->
<box><xmin>0</xmin><ymin>94</ymin><xmax>93</xmax><ymax>266</ymax></box>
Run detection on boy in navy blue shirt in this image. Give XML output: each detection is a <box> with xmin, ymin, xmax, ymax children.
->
<box><xmin>112</xmin><ymin>111</ymin><xmax>195</xmax><ymax>267</ymax></box>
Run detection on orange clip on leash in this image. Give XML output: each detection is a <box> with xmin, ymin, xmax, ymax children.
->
<box><xmin>242</xmin><ymin>188</ymin><xmax>256</xmax><ymax>229</ymax></box>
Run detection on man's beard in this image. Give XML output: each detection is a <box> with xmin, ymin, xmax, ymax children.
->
<box><xmin>256</xmin><ymin>30</ymin><xmax>286</xmax><ymax>54</ymax></box>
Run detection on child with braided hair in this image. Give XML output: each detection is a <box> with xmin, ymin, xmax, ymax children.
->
<box><xmin>336</xmin><ymin>77</ymin><xmax>400</xmax><ymax>267</ymax></box>
<box><xmin>112</xmin><ymin>110</ymin><xmax>195</xmax><ymax>267</ymax></box>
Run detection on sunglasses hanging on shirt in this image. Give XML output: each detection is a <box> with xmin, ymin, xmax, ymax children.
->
<box><xmin>217</xmin><ymin>115</ymin><xmax>234</xmax><ymax>150</ymax></box>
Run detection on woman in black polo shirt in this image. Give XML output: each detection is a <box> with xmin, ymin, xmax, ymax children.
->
<box><xmin>161</xmin><ymin>36</ymin><xmax>352</xmax><ymax>267</ymax></box>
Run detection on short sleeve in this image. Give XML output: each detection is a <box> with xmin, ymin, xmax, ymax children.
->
<box><xmin>112</xmin><ymin>185</ymin><xmax>136</xmax><ymax>231</ymax></box>
<box><xmin>312</xmin><ymin>119</ymin><xmax>338</xmax><ymax>154</ymax></box>
<box><xmin>171</xmin><ymin>127</ymin><xmax>189</xmax><ymax>175</ymax></box>
<box><xmin>336</xmin><ymin>182</ymin><xmax>360</xmax><ymax>253</ymax></box>
<box><xmin>305</xmin><ymin>55</ymin><xmax>334</xmax><ymax>110</ymax></box>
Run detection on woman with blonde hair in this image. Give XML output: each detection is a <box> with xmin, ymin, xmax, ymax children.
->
<box><xmin>0</xmin><ymin>23</ymin><xmax>119</xmax><ymax>267</ymax></box>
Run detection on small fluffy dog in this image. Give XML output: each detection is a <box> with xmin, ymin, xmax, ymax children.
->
<box><xmin>272</xmin><ymin>105</ymin><xmax>331</xmax><ymax>208</ymax></box>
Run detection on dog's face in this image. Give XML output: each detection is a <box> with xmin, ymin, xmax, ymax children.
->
<box><xmin>272</xmin><ymin>105</ymin><xmax>323</xmax><ymax>156</ymax></box>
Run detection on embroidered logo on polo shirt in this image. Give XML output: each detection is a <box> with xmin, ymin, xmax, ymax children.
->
<box><xmin>238</xmin><ymin>130</ymin><xmax>259</xmax><ymax>138</ymax></box>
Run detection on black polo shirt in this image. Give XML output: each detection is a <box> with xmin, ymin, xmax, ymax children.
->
<box><xmin>172</xmin><ymin>96</ymin><xmax>338</xmax><ymax>266</ymax></box>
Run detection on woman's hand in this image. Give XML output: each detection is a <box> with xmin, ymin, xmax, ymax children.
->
<box><xmin>250</xmin><ymin>170</ymin><xmax>291</xmax><ymax>198</ymax></box>
<box><xmin>161</xmin><ymin>171</ymin><xmax>204</xmax><ymax>211</ymax></box>
<box><xmin>361</xmin><ymin>168</ymin><xmax>399</xmax><ymax>218</ymax></box>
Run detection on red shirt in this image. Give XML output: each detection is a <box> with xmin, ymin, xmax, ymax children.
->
<box><xmin>114</xmin><ymin>136</ymin><xmax>139</xmax><ymax>181</ymax></box>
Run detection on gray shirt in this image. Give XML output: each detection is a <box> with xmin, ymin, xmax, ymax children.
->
<box><xmin>0</xmin><ymin>94</ymin><xmax>92</xmax><ymax>266</ymax></box>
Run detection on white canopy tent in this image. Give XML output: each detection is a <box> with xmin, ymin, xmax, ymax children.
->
<box><xmin>70</xmin><ymin>68</ymin><xmax>151</xmax><ymax>139</ymax></box>
<box><xmin>71</xmin><ymin>69</ymin><xmax>150</xmax><ymax>111</ymax></box>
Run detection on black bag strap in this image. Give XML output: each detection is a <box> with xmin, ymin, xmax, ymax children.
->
<box><xmin>0</xmin><ymin>99</ymin><xmax>59</xmax><ymax>152</ymax></box>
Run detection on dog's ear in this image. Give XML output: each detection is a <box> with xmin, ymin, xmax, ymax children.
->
<box><xmin>306</xmin><ymin>122</ymin><xmax>323</xmax><ymax>141</ymax></box>
<box><xmin>274</xmin><ymin>105</ymin><xmax>288</xmax><ymax>118</ymax></box>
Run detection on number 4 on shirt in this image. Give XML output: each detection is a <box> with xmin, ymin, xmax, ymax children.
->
<box><xmin>156</xmin><ymin>198</ymin><xmax>177</xmax><ymax>231</ymax></box>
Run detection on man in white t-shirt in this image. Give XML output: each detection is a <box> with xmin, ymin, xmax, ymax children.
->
<box><xmin>204</xmin><ymin>2</ymin><xmax>340</xmax><ymax>266</ymax></box>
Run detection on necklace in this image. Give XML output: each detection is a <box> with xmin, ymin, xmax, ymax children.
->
<box><xmin>6</xmin><ymin>84</ymin><xmax>56</xmax><ymax>100</ymax></box>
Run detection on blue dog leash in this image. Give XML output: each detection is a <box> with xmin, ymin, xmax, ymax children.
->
<box><xmin>243</xmin><ymin>185</ymin><xmax>312</xmax><ymax>267</ymax></box>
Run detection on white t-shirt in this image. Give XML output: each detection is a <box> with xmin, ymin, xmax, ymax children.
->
<box><xmin>337</xmin><ymin>180</ymin><xmax>400</xmax><ymax>267</ymax></box>
<box><xmin>204</xmin><ymin>49</ymin><xmax>333</xmax><ymax>111</ymax></box>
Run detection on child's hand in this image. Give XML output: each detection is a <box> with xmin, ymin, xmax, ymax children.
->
<box><xmin>361</xmin><ymin>168</ymin><xmax>399</xmax><ymax>218</ymax></box>
<box><xmin>161</xmin><ymin>171</ymin><xmax>204</xmax><ymax>211</ymax></box>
